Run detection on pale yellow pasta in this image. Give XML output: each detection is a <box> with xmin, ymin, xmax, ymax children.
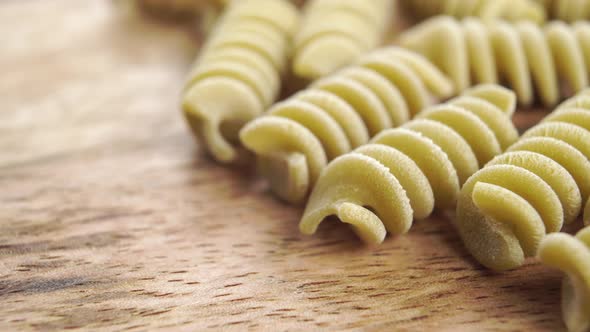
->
<box><xmin>299</xmin><ymin>84</ymin><xmax>517</xmax><ymax>244</ymax></box>
<box><xmin>398</xmin><ymin>16</ymin><xmax>590</xmax><ymax>106</ymax></box>
<box><xmin>585</xmin><ymin>199</ymin><xmax>590</xmax><ymax>226</ymax></box>
<box><xmin>538</xmin><ymin>226</ymin><xmax>590</xmax><ymax>332</ymax></box>
<box><xmin>182</xmin><ymin>0</ymin><xmax>299</xmax><ymax>163</ymax></box>
<box><xmin>536</xmin><ymin>0</ymin><xmax>590</xmax><ymax>22</ymax></box>
<box><xmin>405</xmin><ymin>0</ymin><xmax>545</xmax><ymax>23</ymax></box>
<box><xmin>292</xmin><ymin>0</ymin><xmax>395</xmax><ymax>80</ymax></box>
<box><xmin>456</xmin><ymin>91</ymin><xmax>590</xmax><ymax>271</ymax></box>
<box><xmin>239</xmin><ymin>47</ymin><xmax>454</xmax><ymax>204</ymax></box>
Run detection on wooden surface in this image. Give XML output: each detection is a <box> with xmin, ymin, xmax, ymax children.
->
<box><xmin>0</xmin><ymin>1</ymin><xmax>576</xmax><ymax>331</ymax></box>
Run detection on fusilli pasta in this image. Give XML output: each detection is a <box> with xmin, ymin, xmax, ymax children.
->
<box><xmin>538</xmin><ymin>226</ymin><xmax>590</xmax><ymax>332</ymax></box>
<box><xmin>299</xmin><ymin>84</ymin><xmax>517</xmax><ymax>244</ymax></box>
<box><xmin>239</xmin><ymin>47</ymin><xmax>454</xmax><ymax>204</ymax></box>
<box><xmin>456</xmin><ymin>90</ymin><xmax>590</xmax><ymax>271</ymax></box>
<box><xmin>398</xmin><ymin>16</ymin><xmax>590</xmax><ymax>106</ymax></box>
<box><xmin>292</xmin><ymin>0</ymin><xmax>394</xmax><ymax>80</ymax></box>
<box><xmin>404</xmin><ymin>0</ymin><xmax>545</xmax><ymax>23</ymax></box>
<box><xmin>182</xmin><ymin>0</ymin><xmax>299</xmax><ymax>163</ymax></box>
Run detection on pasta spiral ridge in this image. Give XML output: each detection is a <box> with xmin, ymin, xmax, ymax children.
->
<box><xmin>404</xmin><ymin>0</ymin><xmax>545</xmax><ymax>23</ymax></box>
<box><xmin>456</xmin><ymin>90</ymin><xmax>590</xmax><ymax>271</ymax></box>
<box><xmin>292</xmin><ymin>0</ymin><xmax>394</xmax><ymax>80</ymax></box>
<box><xmin>181</xmin><ymin>0</ymin><xmax>299</xmax><ymax>163</ymax></box>
<box><xmin>398</xmin><ymin>16</ymin><xmax>590</xmax><ymax>106</ymax></box>
<box><xmin>239</xmin><ymin>47</ymin><xmax>455</xmax><ymax>205</ymax></box>
<box><xmin>537</xmin><ymin>0</ymin><xmax>590</xmax><ymax>22</ymax></box>
<box><xmin>538</xmin><ymin>226</ymin><xmax>590</xmax><ymax>332</ymax></box>
<box><xmin>298</xmin><ymin>84</ymin><xmax>517</xmax><ymax>245</ymax></box>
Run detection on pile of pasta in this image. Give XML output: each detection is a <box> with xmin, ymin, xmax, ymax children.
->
<box><xmin>404</xmin><ymin>0</ymin><xmax>546</xmax><ymax>23</ymax></box>
<box><xmin>292</xmin><ymin>0</ymin><xmax>394</xmax><ymax>80</ymax></box>
<box><xmin>170</xmin><ymin>1</ymin><xmax>590</xmax><ymax>330</ymax></box>
<box><xmin>182</xmin><ymin>0</ymin><xmax>299</xmax><ymax>163</ymax></box>
<box><xmin>239</xmin><ymin>47</ymin><xmax>454</xmax><ymax>204</ymax></box>
<box><xmin>299</xmin><ymin>84</ymin><xmax>517</xmax><ymax>244</ymax></box>
<box><xmin>456</xmin><ymin>90</ymin><xmax>590</xmax><ymax>271</ymax></box>
<box><xmin>398</xmin><ymin>16</ymin><xmax>590</xmax><ymax>106</ymax></box>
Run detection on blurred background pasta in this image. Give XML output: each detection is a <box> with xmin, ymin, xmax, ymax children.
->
<box><xmin>404</xmin><ymin>0</ymin><xmax>545</xmax><ymax>23</ymax></box>
<box><xmin>399</xmin><ymin>16</ymin><xmax>590</xmax><ymax>106</ymax></box>
<box><xmin>181</xmin><ymin>0</ymin><xmax>299</xmax><ymax>163</ymax></box>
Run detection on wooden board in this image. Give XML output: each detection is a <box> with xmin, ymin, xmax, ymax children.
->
<box><xmin>0</xmin><ymin>1</ymin><xmax>576</xmax><ymax>331</ymax></box>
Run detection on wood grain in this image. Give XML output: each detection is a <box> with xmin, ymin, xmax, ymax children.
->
<box><xmin>0</xmin><ymin>1</ymin><xmax>577</xmax><ymax>331</ymax></box>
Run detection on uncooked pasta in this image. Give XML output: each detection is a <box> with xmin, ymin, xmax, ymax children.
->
<box><xmin>240</xmin><ymin>47</ymin><xmax>454</xmax><ymax>204</ymax></box>
<box><xmin>405</xmin><ymin>0</ymin><xmax>545</xmax><ymax>23</ymax></box>
<box><xmin>299</xmin><ymin>85</ymin><xmax>517</xmax><ymax>244</ymax></box>
<box><xmin>182</xmin><ymin>0</ymin><xmax>299</xmax><ymax>163</ymax></box>
<box><xmin>456</xmin><ymin>90</ymin><xmax>590</xmax><ymax>271</ymax></box>
<box><xmin>398</xmin><ymin>16</ymin><xmax>590</xmax><ymax>106</ymax></box>
<box><xmin>538</xmin><ymin>226</ymin><xmax>590</xmax><ymax>332</ymax></box>
<box><xmin>292</xmin><ymin>0</ymin><xmax>394</xmax><ymax>80</ymax></box>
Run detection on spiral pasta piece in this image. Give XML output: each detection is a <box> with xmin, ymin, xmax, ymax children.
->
<box><xmin>538</xmin><ymin>226</ymin><xmax>590</xmax><ymax>332</ymax></box>
<box><xmin>456</xmin><ymin>90</ymin><xmax>590</xmax><ymax>271</ymax></box>
<box><xmin>298</xmin><ymin>84</ymin><xmax>517</xmax><ymax>244</ymax></box>
<box><xmin>404</xmin><ymin>0</ymin><xmax>545</xmax><ymax>23</ymax></box>
<box><xmin>239</xmin><ymin>47</ymin><xmax>454</xmax><ymax>204</ymax></box>
<box><xmin>181</xmin><ymin>0</ymin><xmax>299</xmax><ymax>163</ymax></box>
<box><xmin>537</xmin><ymin>0</ymin><xmax>590</xmax><ymax>22</ymax></box>
<box><xmin>398</xmin><ymin>16</ymin><xmax>590</xmax><ymax>106</ymax></box>
<box><xmin>292</xmin><ymin>0</ymin><xmax>394</xmax><ymax>80</ymax></box>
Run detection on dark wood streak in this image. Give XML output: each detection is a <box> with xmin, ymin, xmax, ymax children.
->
<box><xmin>0</xmin><ymin>232</ymin><xmax>131</xmax><ymax>256</ymax></box>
